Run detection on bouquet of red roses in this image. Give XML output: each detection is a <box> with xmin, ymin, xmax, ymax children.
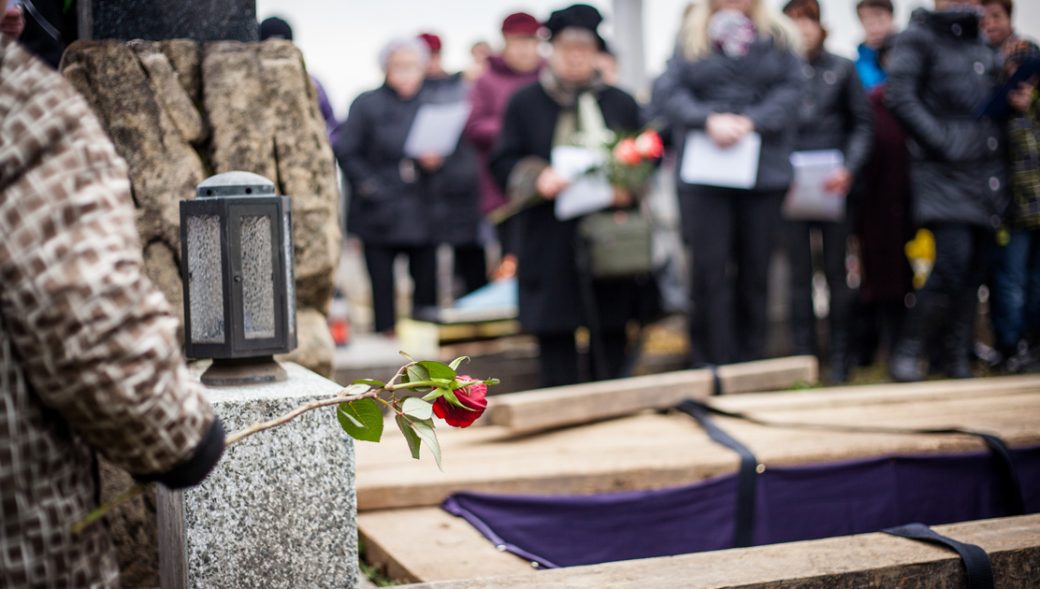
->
<box><xmin>605</xmin><ymin>129</ymin><xmax>664</xmax><ymax>194</ymax></box>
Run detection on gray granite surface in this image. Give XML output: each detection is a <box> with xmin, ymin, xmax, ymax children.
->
<box><xmin>165</xmin><ymin>362</ymin><xmax>358</xmax><ymax>589</ymax></box>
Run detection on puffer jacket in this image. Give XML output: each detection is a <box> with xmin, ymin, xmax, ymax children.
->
<box><xmin>885</xmin><ymin>8</ymin><xmax>1008</xmax><ymax>228</ymax></box>
<box><xmin>794</xmin><ymin>51</ymin><xmax>874</xmax><ymax>177</ymax></box>
<box><xmin>1</xmin><ymin>37</ymin><xmax>223</xmax><ymax>588</ymax></box>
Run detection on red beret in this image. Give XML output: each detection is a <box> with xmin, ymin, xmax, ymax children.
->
<box><xmin>417</xmin><ymin>32</ymin><xmax>443</xmax><ymax>54</ymax></box>
<box><xmin>502</xmin><ymin>12</ymin><xmax>540</xmax><ymax>36</ymax></box>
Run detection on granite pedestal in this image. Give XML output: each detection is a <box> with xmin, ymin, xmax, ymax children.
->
<box><xmin>158</xmin><ymin>362</ymin><xmax>358</xmax><ymax>589</ymax></box>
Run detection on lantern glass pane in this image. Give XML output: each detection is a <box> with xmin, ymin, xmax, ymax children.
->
<box><xmin>186</xmin><ymin>215</ymin><xmax>225</xmax><ymax>344</ymax></box>
<box><xmin>283</xmin><ymin>210</ymin><xmax>296</xmax><ymax>340</ymax></box>
<box><xmin>241</xmin><ymin>215</ymin><xmax>276</xmax><ymax>340</ymax></box>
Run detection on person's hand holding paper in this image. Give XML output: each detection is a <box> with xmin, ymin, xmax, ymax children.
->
<box><xmin>536</xmin><ymin>167</ymin><xmax>568</xmax><ymax>200</ymax></box>
<box><xmin>404</xmin><ymin>101</ymin><xmax>472</xmax><ymax>159</ymax></box>
<box><xmin>823</xmin><ymin>166</ymin><xmax>852</xmax><ymax>196</ymax></box>
<box><xmin>706</xmin><ymin>113</ymin><xmax>754</xmax><ymax>148</ymax></box>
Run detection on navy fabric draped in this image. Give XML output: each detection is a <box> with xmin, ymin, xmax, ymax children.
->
<box><xmin>442</xmin><ymin>446</ymin><xmax>1040</xmax><ymax>569</ymax></box>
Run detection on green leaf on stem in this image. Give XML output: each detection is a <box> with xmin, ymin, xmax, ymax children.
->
<box><xmin>353</xmin><ymin>379</ymin><xmax>385</xmax><ymax>388</ymax></box>
<box><xmin>449</xmin><ymin>356</ymin><xmax>470</xmax><ymax>371</ymax></box>
<box><xmin>410</xmin><ymin>419</ymin><xmax>442</xmax><ymax>470</ymax></box>
<box><xmin>404</xmin><ymin>364</ymin><xmax>431</xmax><ymax>392</ymax></box>
<box><xmin>402</xmin><ymin>397</ymin><xmax>434</xmax><ymax>420</ymax></box>
<box><xmin>337</xmin><ymin>399</ymin><xmax>383</xmax><ymax>442</ymax></box>
<box><xmin>395</xmin><ymin>414</ymin><xmax>422</xmax><ymax>460</ymax></box>
<box><xmin>418</xmin><ymin>360</ymin><xmax>456</xmax><ymax>381</ymax></box>
<box><xmin>483</xmin><ymin>378</ymin><xmax>501</xmax><ymax>386</ymax></box>
<box><xmin>399</xmin><ymin>351</ymin><xmax>418</xmax><ymax>363</ymax></box>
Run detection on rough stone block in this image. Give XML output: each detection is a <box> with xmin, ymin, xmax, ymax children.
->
<box><xmin>159</xmin><ymin>363</ymin><xmax>358</xmax><ymax>589</ymax></box>
<box><xmin>277</xmin><ymin>307</ymin><xmax>335</xmax><ymax>378</ymax></box>
<box><xmin>203</xmin><ymin>42</ymin><xmax>277</xmax><ymax>182</ymax></box>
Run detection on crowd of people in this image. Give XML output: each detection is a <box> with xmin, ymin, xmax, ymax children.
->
<box><xmin>327</xmin><ymin>0</ymin><xmax>1039</xmax><ymax>388</ymax></box>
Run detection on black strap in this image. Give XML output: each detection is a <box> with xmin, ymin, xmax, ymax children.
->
<box><xmin>675</xmin><ymin>398</ymin><xmax>1026</xmax><ymax>516</ymax></box>
<box><xmin>883</xmin><ymin>523</ymin><xmax>994</xmax><ymax>589</ymax></box>
<box><xmin>676</xmin><ymin>399</ymin><xmax>757</xmax><ymax>547</ymax></box>
<box><xmin>707</xmin><ymin>364</ymin><xmax>723</xmax><ymax>396</ymax></box>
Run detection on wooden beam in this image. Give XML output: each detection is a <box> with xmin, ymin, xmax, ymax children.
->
<box><xmin>378</xmin><ymin>514</ymin><xmax>1040</xmax><ymax>587</ymax></box>
<box><xmin>489</xmin><ymin>356</ymin><xmax>819</xmax><ymax>433</ymax></box>
<box><xmin>356</xmin><ymin>376</ymin><xmax>1040</xmax><ymax>511</ymax></box>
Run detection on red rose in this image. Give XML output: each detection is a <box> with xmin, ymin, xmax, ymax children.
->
<box><xmin>433</xmin><ymin>376</ymin><xmax>488</xmax><ymax>428</ymax></box>
<box><xmin>635</xmin><ymin>130</ymin><xmax>664</xmax><ymax>159</ymax></box>
<box><xmin>613</xmin><ymin>138</ymin><xmax>642</xmax><ymax>166</ymax></box>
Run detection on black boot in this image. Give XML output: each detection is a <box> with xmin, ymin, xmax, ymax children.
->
<box><xmin>942</xmin><ymin>290</ymin><xmax>978</xmax><ymax>379</ymax></box>
<box><xmin>828</xmin><ymin>325</ymin><xmax>850</xmax><ymax>384</ymax></box>
<box><xmin>889</xmin><ymin>294</ymin><xmax>948</xmax><ymax>382</ymax></box>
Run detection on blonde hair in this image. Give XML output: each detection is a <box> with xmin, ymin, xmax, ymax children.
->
<box><xmin>678</xmin><ymin>0</ymin><xmax>803</xmax><ymax>61</ymax></box>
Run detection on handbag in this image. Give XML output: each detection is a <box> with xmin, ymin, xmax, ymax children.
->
<box><xmin>576</xmin><ymin>209</ymin><xmax>654</xmax><ymax>280</ymax></box>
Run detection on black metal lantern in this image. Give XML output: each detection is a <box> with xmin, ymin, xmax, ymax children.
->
<box><xmin>180</xmin><ymin>171</ymin><xmax>297</xmax><ymax>386</ymax></box>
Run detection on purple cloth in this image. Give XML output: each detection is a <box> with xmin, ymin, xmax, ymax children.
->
<box><xmin>442</xmin><ymin>446</ymin><xmax>1040</xmax><ymax>569</ymax></box>
<box><xmin>463</xmin><ymin>55</ymin><xmax>542</xmax><ymax>215</ymax></box>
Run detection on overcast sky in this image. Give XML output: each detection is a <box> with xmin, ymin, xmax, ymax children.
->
<box><xmin>256</xmin><ymin>0</ymin><xmax>1040</xmax><ymax>121</ymax></box>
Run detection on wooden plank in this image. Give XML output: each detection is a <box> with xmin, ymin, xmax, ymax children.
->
<box><xmin>356</xmin><ymin>377</ymin><xmax>1040</xmax><ymax>511</ymax></box>
<box><xmin>360</xmin><ymin>508</ymin><xmax>534</xmax><ymax>584</ymax></box>
<box><xmin>157</xmin><ymin>489</ymin><xmax>186</xmax><ymax>589</ymax></box>
<box><xmin>489</xmin><ymin>356</ymin><xmax>818</xmax><ymax>433</ymax></box>
<box><xmin>390</xmin><ymin>514</ymin><xmax>1040</xmax><ymax>587</ymax></box>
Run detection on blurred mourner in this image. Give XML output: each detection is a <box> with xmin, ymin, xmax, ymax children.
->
<box><xmin>885</xmin><ymin>0</ymin><xmax>1008</xmax><ymax>381</ymax></box>
<box><xmin>658</xmin><ymin>0</ymin><xmax>803</xmax><ymax>367</ymax></box>
<box><xmin>855</xmin><ymin>0</ymin><xmax>897</xmax><ymax>91</ymax></box>
<box><xmin>982</xmin><ymin>0</ymin><xmax>1040</xmax><ymax>370</ymax></box>
<box><xmin>335</xmin><ymin>38</ymin><xmax>440</xmax><ymax>335</ymax></box>
<box><xmin>417</xmin><ymin>32</ymin><xmax>486</xmax><ymax>298</ymax></box>
<box><xmin>1</xmin><ymin>36</ymin><xmax>223</xmax><ymax>588</ymax></box>
<box><xmin>464</xmin><ymin>12</ymin><xmax>544</xmax><ymax>264</ymax></box>
<box><xmin>490</xmin><ymin>4</ymin><xmax>653</xmax><ymax>387</ymax></box>
<box><xmin>782</xmin><ymin>0</ymin><xmax>874</xmax><ymax>382</ymax></box>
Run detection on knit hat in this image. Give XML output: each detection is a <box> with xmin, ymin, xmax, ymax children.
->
<box><xmin>544</xmin><ymin>4</ymin><xmax>605</xmax><ymax>47</ymax></box>
<box><xmin>417</xmin><ymin>32</ymin><xmax>443</xmax><ymax>54</ymax></box>
<box><xmin>502</xmin><ymin>12</ymin><xmax>541</xmax><ymax>36</ymax></box>
<box><xmin>259</xmin><ymin>16</ymin><xmax>293</xmax><ymax>41</ymax></box>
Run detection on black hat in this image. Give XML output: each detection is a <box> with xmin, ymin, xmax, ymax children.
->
<box><xmin>544</xmin><ymin>4</ymin><xmax>605</xmax><ymax>47</ymax></box>
<box><xmin>260</xmin><ymin>17</ymin><xmax>293</xmax><ymax>41</ymax></box>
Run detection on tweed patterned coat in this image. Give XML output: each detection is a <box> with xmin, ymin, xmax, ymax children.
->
<box><xmin>0</xmin><ymin>37</ymin><xmax>223</xmax><ymax>588</ymax></box>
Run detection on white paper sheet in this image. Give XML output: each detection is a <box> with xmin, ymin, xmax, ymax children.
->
<box><xmin>783</xmin><ymin>150</ymin><xmax>846</xmax><ymax>221</ymax></box>
<box><xmin>551</xmin><ymin>146</ymin><xmax>614</xmax><ymax>221</ymax></box>
<box><xmin>680</xmin><ymin>131</ymin><xmax>761</xmax><ymax>189</ymax></box>
<box><xmin>404</xmin><ymin>101</ymin><xmax>472</xmax><ymax>158</ymax></box>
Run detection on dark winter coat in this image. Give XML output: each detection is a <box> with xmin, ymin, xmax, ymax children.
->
<box><xmin>334</xmin><ymin>80</ymin><xmax>480</xmax><ymax>246</ymax></box>
<box><xmin>335</xmin><ymin>84</ymin><xmax>431</xmax><ymax>245</ymax></box>
<box><xmin>423</xmin><ymin>74</ymin><xmax>482</xmax><ymax>246</ymax></box>
<box><xmin>794</xmin><ymin>51</ymin><xmax>874</xmax><ymax>177</ymax></box>
<box><xmin>885</xmin><ymin>9</ymin><xmax>1008</xmax><ymax>228</ymax></box>
<box><xmin>857</xmin><ymin>86</ymin><xmax>915</xmax><ymax>304</ymax></box>
<box><xmin>659</xmin><ymin>39</ymin><xmax>805</xmax><ymax>192</ymax></box>
<box><xmin>489</xmin><ymin>81</ymin><xmax>649</xmax><ymax>334</ymax></box>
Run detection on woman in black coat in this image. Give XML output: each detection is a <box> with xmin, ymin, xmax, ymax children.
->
<box><xmin>490</xmin><ymin>5</ymin><xmax>648</xmax><ymax>387</ymax></box>
<box><xmin>782</xmin><ymin>0</ymin><xmax>874</xmax><ymax>382</ymax></box>
<box><xmin>659</xmin><ymin>0</ymin><xmax>804</xmax><ymax>366</ymax></box>
<box><xmin>884</xmin><ymin>0</ymin><xmax>1007</xmax><ymax>381</ymax></box>
<box><xmin>334</xmin><ymin>37</ymin><xmax>441</xmax><ymax>335</ymax></box>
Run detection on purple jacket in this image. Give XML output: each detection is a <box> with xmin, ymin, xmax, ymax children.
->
<box><xmin>464</xmin><ymin>55</ymin><xmax>542</xmax><ymax>214</ymax></box>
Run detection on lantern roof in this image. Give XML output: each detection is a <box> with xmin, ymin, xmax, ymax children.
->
<box><xmin>197</xmin><ymin>171</ymin><xmax>277</xmax><ymax>198</ymax></box>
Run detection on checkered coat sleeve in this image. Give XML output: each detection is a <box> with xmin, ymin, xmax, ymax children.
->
<box><xmin>0</xmin><ymin>37</ymin><xmax>222</xmax><ymax>587</ymax></box>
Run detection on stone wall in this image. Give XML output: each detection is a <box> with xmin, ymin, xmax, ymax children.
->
<box><xmin>61</xmin><ymin>39</ymin><xmax>339</xmax><ymax>377</ymax></box>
